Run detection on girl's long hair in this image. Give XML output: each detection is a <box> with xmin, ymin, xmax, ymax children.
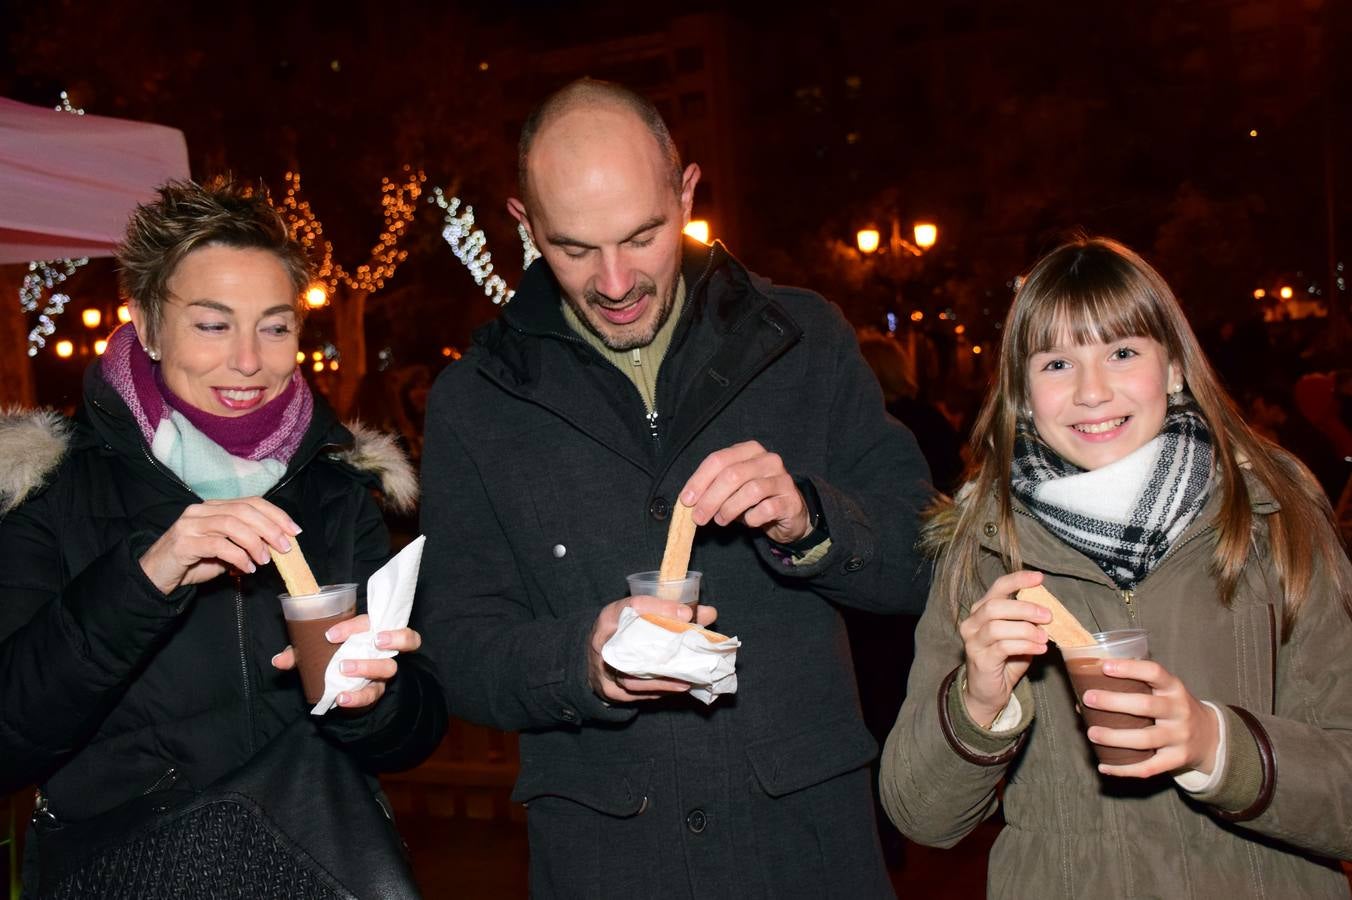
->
<box><xmin>928</xmin><ymin>237</ymin><xmax>1350</xmax><ymax>635</ymax></box>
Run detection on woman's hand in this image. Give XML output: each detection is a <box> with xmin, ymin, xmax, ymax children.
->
<box><xmin>271</xmin><ymin>614</ymin><xmax>423</xmax><ymax>709</ymax></box>
<box><xmin>959</xmin><ymin>570</ymin><xmax>1052</xmax><ymax>727</ymax></box>
<box><xmin>139</xmin><ymin>498</ymin><xmax>302</xmax><ymax>595</ymax></box>
<box><xmin>1082</xmin><ymin>659</ymin><xmax>1221</xmax><ymax>778</ymax></box>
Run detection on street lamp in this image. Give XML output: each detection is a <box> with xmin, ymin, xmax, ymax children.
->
<box><xmin>55</xmin><ymin>340</ymin><xmax>74</xmax><ymax>358</ymax></box>
<box><xmin>81</xmin><ymin>308</ymin><xmax>102</xmax><ymax>329</ymax></box>
<box><xmin>683</xmin><ymin>220</ymin><xmax>711</xmax><ymax>244</ymax></box>
<box><xmin>117</xmin><ymin>304</ymin><xmax>132</xmax><ymax>324</ymax></box>
<box><xmin>857</xmin><ymin>219</ymin><xmax>939</xmax><ymax>257</ymax></box>
<box><xmin>305</xmin><ymin>284</ymin><xmax>328</xmax><ymax>309</ymax></box>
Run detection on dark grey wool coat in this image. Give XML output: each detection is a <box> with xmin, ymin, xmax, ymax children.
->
<box><xmin>418</xmin><ymin>239</ymin><xmax>933</xmax><ymax>898</ymax></box>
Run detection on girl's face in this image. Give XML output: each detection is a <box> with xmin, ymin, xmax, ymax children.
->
<box><xmin>1026</xmin><ymin>334</ymin><xmax>1180</xmax><ymax>470</ymax></box>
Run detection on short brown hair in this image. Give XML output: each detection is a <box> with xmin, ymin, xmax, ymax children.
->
<box><xmin>517</xmin><ymin>78</ymin><xmax>683</xmax><ymax>208</ymax></box>
<box><xmin>116</xmin><ymin>177</ymin><xmax>311</xmax><ymax>343</ymax></box>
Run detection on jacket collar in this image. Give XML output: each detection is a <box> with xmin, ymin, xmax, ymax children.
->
<box><xmin>474</xmin><ymin>238</ymin><xmax>802</xmax><ymax>476</ymax></box>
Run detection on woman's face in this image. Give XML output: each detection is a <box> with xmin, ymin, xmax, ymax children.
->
<box><xmin>1026</xmin><ymin>334</ymin><xmax>1180</xmax><ymax>470</ymax></box>
<box><xmin>135</xmin><ymin>245</ymin><xmax>300</xmax><ymax>417</ymax></box>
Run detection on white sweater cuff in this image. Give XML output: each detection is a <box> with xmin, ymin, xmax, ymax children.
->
<box><xmin>1174</xmin><ymin>701</ymin><xmax>1227</xmax><ymax>793</ymax></box>
<box><xmin>988</xmin><ymin>694</ymin><xmax>1023</xmax><ymax>733</ymax></box>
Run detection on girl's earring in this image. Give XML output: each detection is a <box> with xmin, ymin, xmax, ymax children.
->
<box><xmin>1170</xmin><ymin>382</ymin><xmax>1183</xmax><ymax>394</ymax></box>
<box><xmin>145</xmin><ymin>346</ymin><xmax>161</xmax><ymax>361</ymax></box>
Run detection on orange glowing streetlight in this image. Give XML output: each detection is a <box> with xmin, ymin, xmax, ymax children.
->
<box><xmin>55</xmin><ymin>340</ymin><xmax>75</xmax><ymax>358</ymax></box>
<box><xmin>305</xmin><ymin>284</ymin><xmax>328</xmax><ymax>309</ymax></box>
<box><xmin>94</xmin><ymin>339</ymin><xmax>108</xmax><ymax>355</ymax></box>
<box><xmin>117</xmin><ymin>304</ymin><xmax>132</xmax><ymax>324</ymax></box>
<box><xmin>856</xmin><ymin>228</ymin><xmax>881</xmax><ymax>254</ymax></box>
<box><xmin>682</xmin><ymin>220</ymin><xmax>711</xmax><ymax>244</ymax></box>
<box><xmin>1253</xmin><ymin>288</ymin><xmax>1267</xmax><ymax>300</ymax></box>
<box><xmin>81</xmin><ymin>308</ymin><xmax>102</xmax><ymax>329</ymax></box>
<box><xmin>913</xmin><ymin>222</ymin><xmax>938</xmax><ymax>250</ymax></box>
<box><xmin>1279</xmin><ymin>285</ymin><xmax>1294</xmax><ymax>300</ymax></box>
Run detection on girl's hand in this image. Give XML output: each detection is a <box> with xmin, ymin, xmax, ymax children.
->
<box><xmin>139</xmin><ymin>498</ymin><xmax>301</xmax><ymax>595</ymax></box>
<box><xmin>959</xmin><ymin>570</ymin><xmax>1051</xmax><ymax>726</ymax></box>
<box><xmin>1082</xmin><ymin>658</ymin><xmax>1221</xmax><ymax>778</ymax></box>
<box><xmin>271</xmin><ymin>614</ymin><xmax>423</xmax><ymax>709</ymax></box>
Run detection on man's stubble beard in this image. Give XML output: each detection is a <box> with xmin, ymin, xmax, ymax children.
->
<box><xmin>568</xmin><ymin>271</ymin><xmax>680</xmax><ymax>352</ymax></box>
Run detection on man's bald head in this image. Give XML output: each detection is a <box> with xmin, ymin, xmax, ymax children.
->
<box><xmin>517</xmin><ymin>78</ymin><xmax>683</xmax><ymax>211</ymax></box>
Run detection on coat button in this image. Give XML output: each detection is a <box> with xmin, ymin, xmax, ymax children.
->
<box><xmin>552</xmin><ymin>544</ymin><xmax>567</xmax><ymax>559</ymax></box>
<box><xmin>983</xmin><ymin>522</ymin><xmax>998</xmax><ymax>537</ymax></box>
<box><xmin>559</xmin><ymin>708</ymin><xmax>577</xmax><ymax>722</ymax></box>
<box><xmin>685</xmin><ymin>808</ymin><xmax>707</xmax><ymax>833</ymax></box>
<box><xmin>844</xmin><ymin>556</ymin><xmax>864</xmax><ymax>572</ymax></box>
<box><xmin>649</xmin><ymin>496</ymin><xmax>670</xmax><ymax>520</ymax></box>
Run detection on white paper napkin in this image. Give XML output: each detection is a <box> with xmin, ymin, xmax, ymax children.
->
<box><xmin>311</xmin><ymin>535</ymin><xmax>426</xmax><ymax>715</ymax></box>
<box><xmin>600</xmin><ymin>607</ymin><xmax>741</xmax><ymax>705</ymax></box>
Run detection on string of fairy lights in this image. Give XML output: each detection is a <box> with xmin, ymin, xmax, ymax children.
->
<box><xmin>430</xmin><ymin>187</ymin><xmax>515</xmax><ymax>305</ymax></box>
<box><xmin>281</xmin><ymin>167</ymin><xmax>426</xmax><ymax>295</ymax></box>
<box><xmin>22</xmin><ymin>258</ymin><xmax>89</xmax><ymax>355</ymax></box>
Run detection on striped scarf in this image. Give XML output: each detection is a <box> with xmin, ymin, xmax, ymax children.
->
<box><xmin>1010</xmin><ymin>399</ymin><xmax>1214</xmax><ymax>589</ymax></box>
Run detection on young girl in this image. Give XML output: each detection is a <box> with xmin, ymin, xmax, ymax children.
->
<box><xmin>881</xmin><ymin>237</ymin><xmax>1352</xmax><ymax>898</ymax></box>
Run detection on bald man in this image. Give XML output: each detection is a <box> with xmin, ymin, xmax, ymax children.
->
<box><xmin>417</xmin><ymin>79</ymin><xmax>932</xmax><ymax>897</ymax></box>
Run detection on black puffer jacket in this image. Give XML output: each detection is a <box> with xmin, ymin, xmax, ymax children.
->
<box><xmin>0</xmin><ymin>365</ymin><xmax>446</xmax><ymax>824</ymax></box>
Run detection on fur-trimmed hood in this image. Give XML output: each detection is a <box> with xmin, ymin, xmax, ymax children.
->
<box><xmin>0</xmin><ymin>408</ymin><xmax>417</xmax><ymax>515</ymax></box>
<box><xmin>329</xmin><ymin>420</ymin><xmax>419</xmax><ymax>515</ymax></box>
<box><xmin>0</xmin><ymin>408</ymin><xmax>73</xmax><ymax>515</ymax></box>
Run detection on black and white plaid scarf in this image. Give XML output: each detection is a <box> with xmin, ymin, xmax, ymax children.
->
<box><xmin>1010</xmin><ymin>399</ymin><xmax>1214</xmax><ymax>589</ymax></box>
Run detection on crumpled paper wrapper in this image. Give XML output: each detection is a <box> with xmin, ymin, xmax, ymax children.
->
<box><xmin>312</xmin><ymin>535</ymin><xmax>425</xmax><ymax>715</ymax></box>
<box><xmin>600</xmin><ymin>607</ymin><xmax>741</xmax><ymax>704</ymax></box>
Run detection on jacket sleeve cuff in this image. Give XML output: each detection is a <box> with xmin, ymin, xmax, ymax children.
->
<box><xmin>754</xmin><ymin>475</ymin><xmax>869</xmax><ymax>579</ymax></box>
<box><xmin>1195</xmin><ymin>705</ymin><xmax>1272</xmax><ymax>820</ymax></box>
<box><xmin>560</xmin><ymin>608</ymin><xmax>638</xmax><ymax>726</ymax></box>
<box><xmin>939</xmin><ymin>665</ymin><xmax>1033</xmax><ymax>763</ymax></box>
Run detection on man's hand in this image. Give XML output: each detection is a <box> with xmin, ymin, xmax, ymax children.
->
<box><xmin>680</xmin><ymin>441</ymin><xmax>810</xmax><ymax>544</ymax></box>
<box><xmin>589</xmin><ymin>596</ymin><xmax>721</xmax><ymax>702</ymax></box>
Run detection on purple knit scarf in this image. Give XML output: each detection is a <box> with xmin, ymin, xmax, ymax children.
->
<box><xmin>100</xmin><ymin>323</ymin><xmax>313</xmax><ymax>463</ymax></box>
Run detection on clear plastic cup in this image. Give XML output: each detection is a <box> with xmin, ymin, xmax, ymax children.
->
<box><xmin>279</xmin><ymin>583</ymin><xmax>357</xmax><ymax>704</ymax></box>
<box><xmin>1060</xmin><ymin>628</ymin><xmax>1153</xmax><ymax>765</ymax></box>
<box><xmin>626</xmin><ymin>570</ymin><xmax>702</xmax><ymax>607</ymax></box>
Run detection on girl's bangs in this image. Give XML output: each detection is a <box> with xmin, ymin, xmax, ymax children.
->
<box><xmin>1023</xmin><ymin>281</ymin><xmax>1166</xmax><ymax>356</ymax></box>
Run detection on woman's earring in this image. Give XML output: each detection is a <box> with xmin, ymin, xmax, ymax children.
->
<box><xmin>1170</xmin><ymin>382</ymin><xmax>1183</xmax><ymax>394</ymax></box>
<box><xmin>144</xmin><ymin>346</ymin><xmax>160</xmax><ymax>361</ymax></box>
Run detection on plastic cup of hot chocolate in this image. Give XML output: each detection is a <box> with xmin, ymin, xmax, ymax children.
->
<box><xmin>1060</xmin><ymin>628</ymin><xmax>1153</xmax><ymax>766</ymax></box>
<box><xmin>279</xmin><ymin>583</ymin><xmax>357</xmax><ymax>705</ymax></box>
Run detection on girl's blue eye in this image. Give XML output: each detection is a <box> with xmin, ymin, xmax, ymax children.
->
<box><xmin>1113</xmin><ymin>347</ymin><xmax>1138</xmax><ymax>360</ymax></box>
<box><xmin>1043</xmin><ymin>359</ymin><xmax>1068</xmax><ymax>371</ymax></box>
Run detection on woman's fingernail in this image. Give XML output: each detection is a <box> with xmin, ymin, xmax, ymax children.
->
<box><xmin>341</xmin><ymin>660</ymin><xmax>357</xmax><ymax>675</ymax></box>
<box><xmin>325</xmin><ymin>628</ymin><xmax>340</xmax><ymax>642</ymax></box>
<box><xmin>375</xmin><ymin>632</ymin><xmax>391</xmax><ymax>648</ymax></box>
<box><xmin>247</xmin><ymin>562</ymin><xmax>257</xmax><ymax>573</ymax></box>
<box><xmin>681</xmin><ymin>490</ymin><xmax>695</xmax><ymax>505</ymax></box>
<box><xmin>288</xmin><ymin>521</ymin><xmax>303</xmax><ymax>535</ymax></box>
<box><xmin>278</xmin><ymin>536</ymin><xmax>292</xmax><ymax>552</ymax></box>
<box><xmin>337</xmin><ymin>693</ymin><xmax>349</xmax><ymax>706</ymax></box>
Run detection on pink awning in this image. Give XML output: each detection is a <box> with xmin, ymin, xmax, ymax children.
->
<box><xmin>0</xmin><ymin>97</ymin><xmax>190</xmax><ymax>264</ymax></box>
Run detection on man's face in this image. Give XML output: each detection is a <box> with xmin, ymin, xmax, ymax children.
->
<box><xmin>509</xmin><ymin>106</ymin><xmax>700</xmax><ymax>351</ymax></box>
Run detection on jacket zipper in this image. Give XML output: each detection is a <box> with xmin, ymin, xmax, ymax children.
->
<box><xmin>235</xmin><ymin>573</ymin><xmax>256</xmax><ymax>754</ymax></box>
<box><xmin>512</xmin><ymin>244</ymin><xmax>720</xmax><ymax>450</ymax></box>
<box><xmin>1120</xmin><ymin>589</ymin><xmax>1136</xmax><ymax>625</ymax></box>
